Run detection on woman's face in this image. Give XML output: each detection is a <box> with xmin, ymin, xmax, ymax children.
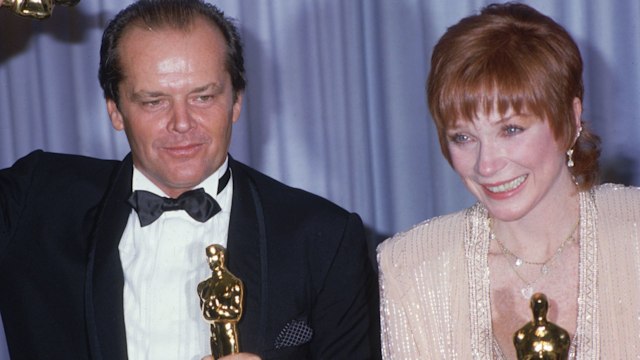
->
<box><xmin>446</xmin><ymin>106</ymin><xmax>575</xmax><ymax>222</ymax></box>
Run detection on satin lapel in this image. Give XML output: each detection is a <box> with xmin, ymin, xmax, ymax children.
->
<box><xmin>227</xmin><ymin>159</ymin><xmax>267</xmax><ymax>351</ymax></box>
<box><xmin>85</xmin><ymin>154</ymin><xmax>133</xmax><ymax>360</ymax></box>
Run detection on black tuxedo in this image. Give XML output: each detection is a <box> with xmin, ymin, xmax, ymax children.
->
<box><xmin>0</xmin><ymin>150</ymin><xmax>376</xmax><ymax>359</ymax></box>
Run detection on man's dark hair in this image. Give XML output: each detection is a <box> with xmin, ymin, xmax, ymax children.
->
<box><xmin>98</xmin><ymin>0</ymin><xmax>246</xmax><ymax>105</ymax></box>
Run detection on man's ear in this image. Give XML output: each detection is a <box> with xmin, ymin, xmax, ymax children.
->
<box><xmin>107</xmin><ymin>99</ymin><xmax>125</xmax><ymax>131</ymax></box>
<box><xmin>232</xmin><ymin>92</ymin><xmax>244</xmax><ymax>124</ymax></box>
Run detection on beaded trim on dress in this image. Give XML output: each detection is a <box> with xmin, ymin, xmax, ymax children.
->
<box><xmin>464</xmin><ymin>189</ymin><xmax>599</xmax><ymax>359</ymax></box>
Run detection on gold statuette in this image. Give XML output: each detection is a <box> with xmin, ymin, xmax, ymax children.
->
<box><xmin>197</xmin><ymin>244</ymin><xmax>244</xmax><ymax>359</ymax></box>
<box><xmin>513</xmin><ymin>292</ymin><xmax>571</xmax><ymax>359</ymax></box>
<box><xmin>1</xmin><ymin>0</ymin><xmax>80</xmax><ymax>19</ymax></box>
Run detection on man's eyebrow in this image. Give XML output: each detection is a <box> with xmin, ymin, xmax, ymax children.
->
<box><xmin>131</xmin><ymin>90</ymin><xmax>166</xmax><ymax>100</ymax></box>
<box><xmin>129</xmin><ymin>83</ymin><xmax>224</xmax><ymax>100</ymax></box>
<box><xmin>191</xmin><ymin>83</ymin><xmax>223</xmax><ymax>93</ymax></box>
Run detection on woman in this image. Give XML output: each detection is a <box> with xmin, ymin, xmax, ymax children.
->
<box><xmin>378</xmin><ymin>3</ymin><xmax>640</xmax><ymax>359</ymax></box>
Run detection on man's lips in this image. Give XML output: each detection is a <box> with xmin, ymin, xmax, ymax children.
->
<box><xmin>162</xmin><ymin>143</ymin><xmax>204</xmax><ymax>156</ymax></box>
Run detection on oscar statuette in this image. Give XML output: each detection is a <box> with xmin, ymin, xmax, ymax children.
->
<box><xmin>1</xmin><ymin>0</ymin><xmax>80</xmax><ymax>19</ymax></box>
<box><xmin>513</xmin><ymin>292</ymin><xmax>570</xmax><ymax>359</ymax></box>
<box><xmin>197</xmin><ymin>244</ymin><xmax>244</xmax><ymax>359</ymax></box>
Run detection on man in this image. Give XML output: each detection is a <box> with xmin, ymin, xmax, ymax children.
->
<box><xmin>0</xmin><ymin>1</ymin><xmax>375</xmax><ymax>359</ymax></box>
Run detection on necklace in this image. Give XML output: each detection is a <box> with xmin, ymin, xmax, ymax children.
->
<box><xmin>491</xmin><ymin>219</ymin><xmax>579</xmax><ymax>299</ymax></box>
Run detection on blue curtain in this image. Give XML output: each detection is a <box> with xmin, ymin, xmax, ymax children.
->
<box><xmin>1</xmin><ymin>0</ymin><xmax>639</xmax><ymax>356</ymax></box>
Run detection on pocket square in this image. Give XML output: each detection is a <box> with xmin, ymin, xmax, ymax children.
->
<box><xmin>274</xmin><ymin>318</ymin><xmax>314</xmax><ymax>349</ymax></box>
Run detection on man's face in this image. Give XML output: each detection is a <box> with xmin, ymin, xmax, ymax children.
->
<box><xmin>107</xmin><ymin>18</ymin><xmax>242</xmax><ymax>198</ymax></box>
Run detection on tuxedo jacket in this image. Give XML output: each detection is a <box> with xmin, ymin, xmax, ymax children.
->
<box><xmin>0</xmin><ymin>150</ymin><xmax>376</xmax><ymax>359</ymax></box>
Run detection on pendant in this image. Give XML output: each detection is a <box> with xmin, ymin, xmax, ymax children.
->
<box><xmin>515</xmin><ymin>258</ymin><xmax>523</xmax><ymax>267</ymax></box>
<box><xmin>541</xmin><ymin>264</ymin><xmax>549</xmax><ymax>274</ymax></box>
<box><xmin>521</xmin><ymin>285</ymin><xmax>533</xmax><ymax>299</ymax></box>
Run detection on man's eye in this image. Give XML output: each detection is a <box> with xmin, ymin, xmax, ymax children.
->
<box><xmin>142</xmin><ymin>100</ymin><xmax>162</xmax><ymax>107</ymax></box>
<box><xmin>193</xmin><ymin>95</ymin><xmax>214</xmax><ymax>103</ymax></box>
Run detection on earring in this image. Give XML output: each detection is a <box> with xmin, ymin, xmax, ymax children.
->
<box><xmin>566</xmin><ymin>126</ymin><xmax>582</xmax><ymax>168</ymax></box>
<box><xmin>566</xmin><ymin>148</ymin><xmax>575</xmax><ymax>168</ymax></box>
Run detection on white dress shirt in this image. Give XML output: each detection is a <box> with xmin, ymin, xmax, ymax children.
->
<box><xmin>119</xmin><ymin>158</ymin><xmax>233</xmax><ymax>360</ymax></box>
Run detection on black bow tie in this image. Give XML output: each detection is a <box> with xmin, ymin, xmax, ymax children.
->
<box><xmin>128</xmin><ymin>167</ymin><xmax>231</xmax><ymax>227</ymax></box>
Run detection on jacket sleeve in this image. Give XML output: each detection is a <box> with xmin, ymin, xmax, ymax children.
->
<box><xmin>378</xmin><ymin>238</ymin><xmax>424</xmax><ymax>360</ymax></box>
<box><xmin>0</xmin><ymin>151</ymin><xmax>42</xmax><ymax>257</ymax></box>
<box><xmin>309</xmin><ymin>212</ymin><xmax>377</xmax><ymax>359</ymax></box>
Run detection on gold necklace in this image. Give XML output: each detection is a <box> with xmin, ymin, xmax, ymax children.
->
<box><xmin>490</xmin><ymin>219</ymin><xmax>579</xmax><ymax>299</ymax></box>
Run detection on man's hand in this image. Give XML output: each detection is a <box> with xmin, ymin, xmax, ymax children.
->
<box><xmin>202</xmin><ymin>353</ymin><xmax>261</xmax><ymax>360</ymax></box>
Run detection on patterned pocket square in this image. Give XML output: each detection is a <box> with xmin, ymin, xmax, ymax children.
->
<box><xmin>274</xmin><ymin>318</ymin><xmax>314</xmax><ymax>349</ymax></box>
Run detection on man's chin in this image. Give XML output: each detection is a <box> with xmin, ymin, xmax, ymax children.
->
<box><xmin>154</xmin><ymin>172</ymin><xmax>209</xmax><ymax>195</ymax></box>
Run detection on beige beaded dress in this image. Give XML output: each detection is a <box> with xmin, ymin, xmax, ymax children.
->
<box><xmin>378</xmin><ymin>184</ymin><xmax>640</xmax><ymax>359</ymax></box>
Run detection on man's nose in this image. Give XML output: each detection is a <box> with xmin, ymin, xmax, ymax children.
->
<box><xmin>169</xmin><ymin>102</ymin><xmax>195</xmax><ymax>133</ymax></box>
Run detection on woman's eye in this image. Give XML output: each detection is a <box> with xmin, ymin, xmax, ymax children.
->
<box><xmin>504</xmin><ymin>125</ymin><xmax>523</xmax><ymax>135</ymax></box>
<box><xmin>449</xmin><ymin>133</ymin><xmax>470</xmax><ymax>144</ymax></box>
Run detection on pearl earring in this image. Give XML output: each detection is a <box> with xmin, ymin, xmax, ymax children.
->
<box><xmin>566</xmin><ymin>148</ymin><xmax>574</xmax><ymax>168</ymax></box>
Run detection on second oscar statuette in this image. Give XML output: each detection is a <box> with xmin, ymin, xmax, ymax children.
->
<box><xmin>197</xmin><ymin>244</ymin><xmax>244</xmax><ymax>359</ymax></box>
<box><xmin>1</xmin><ymin>0</ymin><xmax>80</xmax><ymax>19</ymax></box>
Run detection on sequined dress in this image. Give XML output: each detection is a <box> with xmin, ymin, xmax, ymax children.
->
<box><xmin>377</xmin><ymin>184</ymin><xmax>640</xmax><ymax>359</ymax></box>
